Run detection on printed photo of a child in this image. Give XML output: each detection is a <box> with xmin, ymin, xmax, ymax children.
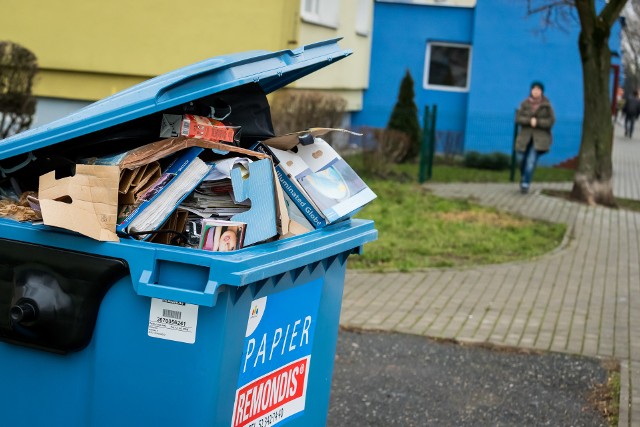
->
<box><xmin>199</xmin><ymin>220</ymin><xmax>246</xmax><ymax>252</ymax></box>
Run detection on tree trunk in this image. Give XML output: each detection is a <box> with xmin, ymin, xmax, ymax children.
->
<box><xmin>570</xmin><ymin>20</ymin><xmax>617</xmax><ymax>206</ymax></box>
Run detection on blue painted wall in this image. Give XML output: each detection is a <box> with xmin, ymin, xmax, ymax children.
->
<box><xmin>355</xmin><ymin>0</ymin><xmax>623</xmax><ymax>166</ymax></box>
<box><xmin>351</xmin><ymin>1</ymin><xmax>474</xmax><ymax>154</ymax></box>
<box><xmin>465</xmin><ymin>0</ymin><xmax>585</xmax><ymax>166</ymax></box>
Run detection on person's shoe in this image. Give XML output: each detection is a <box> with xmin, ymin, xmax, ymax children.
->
<box><xmin>520</xmin><ymin>186</ymin><xmax>529</xmax><ymax>194</ymax></box>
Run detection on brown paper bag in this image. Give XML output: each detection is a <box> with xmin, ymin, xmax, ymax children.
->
<box><xmin>39</xmin><ymin>165</ymin><xmax>120</xmax><ymax>242</ymax></box>
<box><xmin>116</xmin><ymin>137</ymin><xmax>268</xmax><ymax>170</ymax></box>
<box><xmin>118</xmin><ymin>162</ymin><xmax>161</xmax><ymax>205</ymax></box>
<box><xmin>149</xmin><ymin>209</ymin><xmax>189</xmax><ymax>245</ymax></box>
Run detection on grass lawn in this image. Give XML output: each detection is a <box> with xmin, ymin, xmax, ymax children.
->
<box><xmin>430</xmin><ymin>164</ymin><xmax>574</xmax><ymax>183</ymax></box>
<box><xmin>359</xmin><ymin>156</ymin><xmax>575</xmax><ymax>183</ymax></box>
<box><xmin>348</xmin><ymin>159</ymin><xmax>567</xmax><ymax>271</ymax></box>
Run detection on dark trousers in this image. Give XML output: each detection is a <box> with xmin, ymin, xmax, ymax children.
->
<box><xmin>516</xmin><ymin>141</ymin><xmax>542</xmax><ymax>190</ymax></box>
<box><xmin>625</xmin><ymin>115</ymin><xmax>636</xmax><ymax>137</ymax></box>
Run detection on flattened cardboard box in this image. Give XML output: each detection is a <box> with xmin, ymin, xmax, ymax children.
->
<box><xmin>39</xmin><ymin>165</ymin><xmax>120</xmax><ymax>242</ymax></box>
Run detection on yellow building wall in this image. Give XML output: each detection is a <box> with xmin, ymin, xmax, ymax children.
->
<box><xmin>296</xmin><ymin>0</ymin><xmax>373</xmax><ymax>111</ymax></box>
<box><xmin>0</xmin><ymin>0</ymin><xmax>299</xmax><ymax>100</ymax></box>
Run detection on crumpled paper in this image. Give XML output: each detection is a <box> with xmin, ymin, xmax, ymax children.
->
<box><xmin>0</xmin><ymin>191</ymin><xmax>41</xmax><ymax>222</ymax></box>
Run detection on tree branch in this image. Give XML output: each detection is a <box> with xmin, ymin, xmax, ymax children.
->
<box><xmin>527</xmin><ymin>0</ymin><xmax>574</xmax><ymax>15</ymax></box>
<box><xmin>575</xmin><ymin>0</ymin><xmax>597</xmax><ymax>30</ymax></box>
<box><xmin>600</xmin><ymin>0</ymin><xmax>629</xmax><ymax>28</ymax></box>
<box><xmin>527</xmin><ymin>0</ymin><xmax>578</xmax><ymax>29</ymax></box>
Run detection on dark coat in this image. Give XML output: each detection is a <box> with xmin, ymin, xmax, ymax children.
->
<box><xmin>623</xmin><ymin>96</ymin><xmax>640</xmax><ymax>119</ymax></box>
<box><xmin>515</xmin><ymin>96</ymin><xmax>555</xmax><ymax>153</ymax></box>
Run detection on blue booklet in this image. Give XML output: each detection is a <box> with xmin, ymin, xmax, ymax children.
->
<box><xmin>117</xmin><ymin>147</ymin><xmax>211</xmax><ymax>239</ymax></box>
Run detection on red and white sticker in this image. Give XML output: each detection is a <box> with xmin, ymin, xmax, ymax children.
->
<box><xmin>231</xmin><ymin>356</ymin><xmax>310</xmax><ymax>427</ymax></box>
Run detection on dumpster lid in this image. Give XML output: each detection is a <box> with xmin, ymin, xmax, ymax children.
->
<box><xmin>0</xmin><ymin>38</ymin><xmax>351</xmax><ymax>161</ymax></box>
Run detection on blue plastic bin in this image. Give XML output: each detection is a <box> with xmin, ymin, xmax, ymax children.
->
<box><xmin>0</xmin><ymin>39</ymin><xmax>377</xmax><ymax>427</ymax></box>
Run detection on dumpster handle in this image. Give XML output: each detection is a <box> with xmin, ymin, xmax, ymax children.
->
<box><xmin>134</xmin><ymin>250</ymin><xmax>225</xmax><ymax>306</ymax></box>
<box><xmin>137</xmin><ymin>268</ymin><xmax>223</xmax><ymax>307</ymax></box>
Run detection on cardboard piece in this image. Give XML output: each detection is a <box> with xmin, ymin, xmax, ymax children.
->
<box><xmin>149</xmin><ymin>209</ymin><xmax>189</xmax><ymax>245</ymax></box>
<box><xmin>263</xmin><ymin>128</ymin><xmax>362</xmax><ymax>151</ymax></box>
<box><xmin>271</xmin><ymin>163</ymin><xmax>290</xmax><ymax>237</ymax></box>
<box><xmin>118</xmin><ymin>162</ymin><xmax>161</xmax><ymax>205</ymax></box>
<box><xmin>279</xmin><ymin>219</ymin><xmax>312</xmax><ymax>239</ymax></box>
<box><xmin>0</xmin><ymin>196</ymin><xmax>41</xmax><ymax>222</ymax></box>
<box><xmin>39</xmin><ymin>165</ymin><xmax>120</xmax><ymax>242</ymax></box>
<box><xmin>229</xmin><ymin>158</ymin><xmax>279</xmax><ymax>246</ymax></box>
<box><xmin>113</xmin><ymin>137</ymin><xmax>267</xmax><ymax>170</ymax></box>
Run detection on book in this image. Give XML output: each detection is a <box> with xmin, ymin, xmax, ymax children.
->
<box><xmin>252</xmin><ymin>143</ymin><xmax>327</xmax><ymax>229</ymax></box>
<box><xmin>117</xmin><ymin>147</ymin><xmax>211</xmax><ymax>239</ymax></box>
<box><xmin>199</xmin><ymin>219</ymin><xmax>246</xmax><ymax>252</ymax></box>
<box><xmin>254</xmin><ymin>138</ymin><xmax>376</xmax><ymax>228</ymax></box>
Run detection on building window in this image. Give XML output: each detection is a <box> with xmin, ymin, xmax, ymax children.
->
<box><xmin>301</xmin><ymin>0</ymin><xmax>339</xmax><ymax>28</ymax></box>
<box><xmin>377</xmin><ymin>0</ymin><xmax>477</xmax><ymax>7</ymax></box>
<box><xmin>424</xmin><ymin>42</ymin><xmax>472</xmax><ymax>91</ymax></box>
<box><xmin>356</xmin><ymin>0</ymin><xmax>372</xmax><ymax>36</ymax></box>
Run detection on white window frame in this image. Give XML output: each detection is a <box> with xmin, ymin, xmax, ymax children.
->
<box><xmin>301</xmin><ymin>0</ymin><xmax>340</xmax><ymax>29</ymax></box>
<box><xmin>423</xmin><ymin>41</ymin><xmax>472</xmax><ymax>92</ymax></box>
<box><xmin>377</xmin><ymin>0</ymin><xmax>477</xmax><ymax>7</ymax></box>
<box><xmin>356</xmin><ymin>0</ymin><xmax>372</xmax><ymax>36</ymax></box>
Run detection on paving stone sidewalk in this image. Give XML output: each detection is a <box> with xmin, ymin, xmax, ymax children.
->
<box><xmin>340</xmin><ymin>125</ymin><xmax>640</xmax><ymax>426</ymax></box>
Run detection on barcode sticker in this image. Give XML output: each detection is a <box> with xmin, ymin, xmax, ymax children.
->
<box><xmin>181</xmin><ymin>120</ymin><xmax>191</xmax><ymax>136</ymax></box>
<box><xmin>148</xmin><ymin>298</ymin><xmax>198</xmax><ymax>344</ymax></box>
<box><xmin>162</xmin><ymin>309</ymin><xmax>182</xmax><ymax>320</ymax></box>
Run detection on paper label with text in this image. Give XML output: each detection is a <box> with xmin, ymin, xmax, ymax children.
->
<box><xmin>148</xmin><ymin>298</ymin><xmax>199</xmax><ymax>344</ymax></box>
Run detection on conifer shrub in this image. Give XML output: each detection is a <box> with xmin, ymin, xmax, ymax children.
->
<box><xmin>463</xmin><ymin>151</ymin><xmax>511</xmax><ymax>170</ymax></box>
<box><xmin>387</xmin><ymin>70</ymin><xmax>421</xmax><ymax>163</ymax></box>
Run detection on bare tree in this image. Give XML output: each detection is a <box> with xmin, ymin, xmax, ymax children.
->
<box><xmin>621</xmin><ymin>1</ymin><xmax>640</xmax><ymax>92</ymax></box>
<box><xmin>528</xmin><ymin>0</ymin><xmax>628</xmax><ymax>206</ymax></box>
<box><xmin>0</xmin><ymin>41</ymin><xmax>38</xmax><ymax>139</ymax></box>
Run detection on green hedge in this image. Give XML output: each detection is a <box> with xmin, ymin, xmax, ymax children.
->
<box><xmin>463</xmin><ymin>151</ymin><xmax>511</xmax><ymax>171</ymax></box>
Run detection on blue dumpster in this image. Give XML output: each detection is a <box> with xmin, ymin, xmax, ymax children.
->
<box><xmin>0</xmin><ymin>39</ymin><xmax>377</xmax><ymax>427</ymax></box>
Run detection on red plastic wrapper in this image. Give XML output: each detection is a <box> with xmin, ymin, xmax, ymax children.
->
<box><xmin>160</xmin><ymin>114</ymin><xmax>240</xmax><ymax>145</ymax></box>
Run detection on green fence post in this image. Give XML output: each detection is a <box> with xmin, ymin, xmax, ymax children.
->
<box><xmin>419</xmin><ymin>105</ymin><xmax>431</xmax><ymax>183</ymax></box>
<box><xmin>427</xmin><ymin>105</ymin><xmax>437</xmax><ymax>180</ymax></box>
<box><xmin>510</xmin><ymin>109</ymin><xmax>519</xmax><ymax>183</ymax></box>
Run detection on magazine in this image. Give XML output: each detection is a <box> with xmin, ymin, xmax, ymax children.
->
<box><xmin>117</xmin><ymin>147</ymin><xmax>211</xmax><ymax>239</ymax></box>
<box><xmin>198</xmin><ymin>219</ymin><xmax>246</xmax><ymax>252</ymax></box>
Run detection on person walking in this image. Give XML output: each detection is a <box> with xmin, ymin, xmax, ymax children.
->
<box><xmin>515</xmin><ymin>81</ymin><xmax>556</xmax><ymax>194</ymax></box>
<box><xmin>623</xmin><ymin>90</ymin><xmax>640</xmax><ymax>138</ymax></box>
<box><xmin>615</xmin><ymin>87</ymin><xmax>625</xmax><ymax>124</ymax></box>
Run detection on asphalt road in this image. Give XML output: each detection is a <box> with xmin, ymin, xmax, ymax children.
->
<box><xmin>328</xmin><ymin>329</ymin><xmax>611</xmax><ymax>427</ymax></box>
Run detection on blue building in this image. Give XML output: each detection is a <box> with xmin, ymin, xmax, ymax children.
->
<box><xmin>352</xmin><ymin>0</ymin><xmax>622</xmax><ymax>166</ymax></box>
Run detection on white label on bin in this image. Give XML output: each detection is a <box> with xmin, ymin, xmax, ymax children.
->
<box><xmin>148</xmin><ymin>298</ymin><xmax>199</xmax><ymax>344</ymax></box>
<box><xmin>231</xmin><ymin>278</ymin><xmax>324</xmax><ymax>427</ymax></box>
